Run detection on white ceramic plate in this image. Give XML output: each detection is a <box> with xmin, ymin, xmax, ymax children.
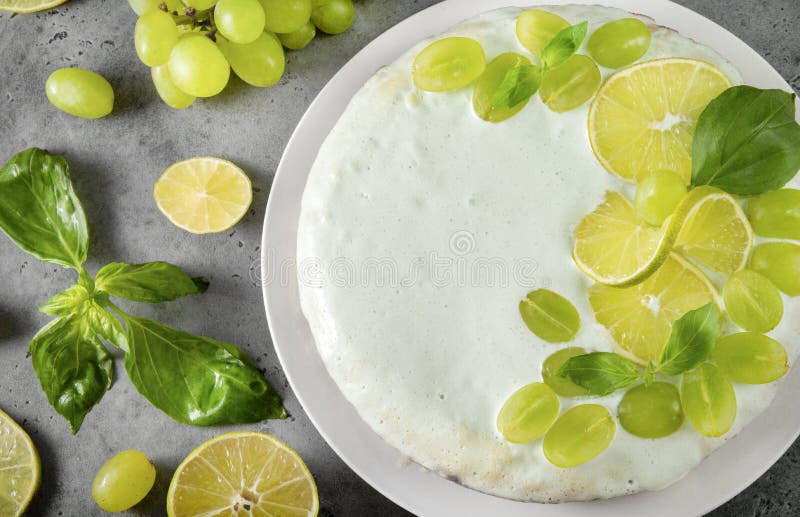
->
<box><xmin>261</xmin><ymin>1</ymin><xmax>799</xmax><ymax>515</ymax></box>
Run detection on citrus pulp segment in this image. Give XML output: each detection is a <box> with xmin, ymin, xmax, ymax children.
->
<box><xmin>588</xmin><ymin>58</ymin><xmax>732</xmax><ymax>183</ymax></box>
<box><xmin>167</xmin><ymin>432</ymin><xmax>318</xmax><ymax>517</ymax></box>
<box><xmin>0</xmin><ymin>0</ymin><xmax>65</xmax><ymax>12</ymax></box>
<box><xmin>0</xmin><ymin>409</ymin><xmax>40</xmax><ymax>517</ymax></box>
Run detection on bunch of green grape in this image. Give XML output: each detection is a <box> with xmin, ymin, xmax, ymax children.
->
<box><xmin>127</xmin><ymin>0</ymin><xmax>355</xmax><ymax>108</ymax></box>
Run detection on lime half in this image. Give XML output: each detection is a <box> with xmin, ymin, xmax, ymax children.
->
<box><xmin>0</xmin><ymin>408</ymin><xmax>40</xmax><ymax>517</ymax></box>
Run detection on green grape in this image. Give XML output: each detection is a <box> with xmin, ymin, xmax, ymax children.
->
<box><xmin>135</xmin><ymin>10</ymin><xmax>178</xmax><ymax>67</ymax></box>
<box><xmin>92</xmin><ymin>450</ymin><xmax>156</xmax><ymax>512</ymax></box>
<box><xmin>747</xmin><ymin>189</ymin><xmax>800</xmax><ymax>240</ymax></box>
<box><xmin>311</xmin><ymin>0</ymin><xmax>354</xmax><ymax>35</ymax></box>
<box><xmin>543</xmin><ymin>404</ymin><xmax>615</xmax><ymax>468</ymax></box>
<box><xmin>634</xmin><ymin>170</ymin><xmax>687</xmax><ymax>226</ymax></box>
<box><xmin>750</xmin><ymin>242</ymin><xmax>800</xmax><ymax>296</ymax></box>
<box><xmin>518</xmin><ymin>289</ymin><xmax>580</xmax><ymax>343</ymax></box>
<box><xmin>184</xmin><ymin>0</ymin><xmax>218</xmax><ymax>10</ymax></box>
<box><xmin>278</xmin><ymin>21</ymin><xmax>316</xmax><ymax>50</ymax></box>
<box><xmin>618</xmin><ymin>382</ymin><xmax>683</xmax><ymax>438</ymax></box>
<box><xmin>151</xmin><ymin>65</ymin><xmax>195</xmax><ymax>109</ymax></box>
<box><xmin>214</xmin><ymin>0</ymin><xmax>266</xmax><ymax>44</ymax></box>
<box><xmin>413</xmin><ymin>37</ymin><xmax>486</xmax><ymax>93</ymax></box>
<box><xmin>542</xmin><ymin>347</ymin><xmax>589</xmax><ymax>397</ymax></box>
<box><xmin>127</xmin><ymin>0</ymin><xmax>182</xmax><ymax>15</ymax></box>
<box><xmin>680</xmin><ymin>362</ymin><xmax>736</xmax><ymax>437</ymax></box>
<box><xmin>260</xmin><ymin>0</ymin><xmax>312</xmax><ymax>34</ymax></box>
<box><xmin>539</xmin><ymin>54</ymin><xmax>601</xmax><ymax>112</ymax></box>
<box><xmin>496</xmin><ymin>382</ymin><xmax>560</xmax><ymax>443</ymax></box>
<box><xmin>217</xmin><ymin>32</ymin><xmax>285</xmax><ymax>87</ymax></box>
<box><xmin>723</xmin><ymin>269</ymin><xmax>784</xmax><ymax>333</ymax></box>
<box><xmin>168</xmin><ymin>36</ymin><xmax>230</xmax><ymax>97</ymax></box>
<box><xmin>515</xmin><ymin>9</ymin><xmax>569</xmax><ymax>58</ymax></box>
<box><xmin>472</xmin><ymin>52</ymin><xmax>534</xmax><ymax>123</ymax></box>
<box><xmin>45</xmin><ymin>67</ymin><xmax>114</xmax><ymax>119</ymax></box>
<box><xmin>713</xmin><ymin>332</ymin><xmax>788</xmax><ymax>384</ymax></box>
<box><xmin>586</xmin><ymin>18</ymin><xmax>651</xmax><ymax>69</ymax></box>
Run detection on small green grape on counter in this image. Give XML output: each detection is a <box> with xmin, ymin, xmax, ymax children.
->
<box><xmin>586</xmin><ymin>18</ymin><xmax>651</xmax><ymax>69</ymax></box>
<box><xmin>749</xmin><ymin>242</ymin><xmax>800</xmax><ymax>296</ymax></box>
<box><xmin>151</xmin><ymin>65</ymin><xmax>195</xmax><ymax>109</ymax></box>
<box><xmin>92</xmin><ymin>450</ymin><xmax>156</xmax><ymax>512</ymax></box>
<box><xmin>183</xmin><ymin>0</ymin><xmax>217</xmax><ymax>9</ymax></box>
<box><xmin>680</xmin><ymin>362</ymin><xmax>736</xmax><ymax>437</ymax></box>
<box><xmin>260</xmin><ymin>0</ymin><xmax>312</xmax><ymax>34</ymax></box>
<box><xmin>542</xmin><ymin>347</ymin><xmax>589</xmax><ymax>397</ymax></box>
<box><xmin>635</xmin><ymin>170</ymin><xmax>687</xmax><ymax>226</ymax></box>
<box><xmin>127</xmin><ymin>0</ymin><xmax>182</xmax><ymax>16</ymax></box>
<box><xmin>278</xmin><ymin>21</ymin><xmax>317</xmax><ymax>50</ymax></box>
<box><xmin>134</xmin><ymin>9</ymin><xmax>178</xmax><ymax>67</ymax></box>
<box><xmin>723</xmin><ymin>269</ymin><xmax>784</xmax><ymax>333</ymax></box>
<box><xmin>539</xmin><ymin>54</ymin><xmax>601</xmax><ymax>112</ymax></box>
<box><xmin>217</xmin><ymin>32</ymin><xmax>286</xmax><ymax>88</ymax></box>
<box><xmin>713</xmin><ymin>332</ymin><xmax>788</xmax><ymax>384</ymax></box>
<box><xmin>618</xmin><ymin>382</ymin><xmax>683</xmax><ymax>438</ymax></box>
<box><xmin>473</xmin><ymin>52</ymin><xmax>538</xmax><ymax>123</ymax></box>
<box><xmin>311</xmin><ymin>0</ymin><xmax>355</xmax><ymax>35</ymax></box>
<box><xmin>45</xmin><ymin>67</ymin><xmax>114</xmax><ymax>119</ymax></box>
<box><xmin>413</xmin><ymin>37</ymin><xmax>487</xmax><ymax>92</ymax></box>
<box><xmin>496</xmin><ymin>382</ymin><xmax>560</xmax><ymax>443</ymax></box>
<box><xmin>543</xmin><ymin>404</ymin><xmax>615</xmax><ymax>468</ymax></box>
<box><xmin>214</xmin><ymin>0</ymin><xmax>266</xmax><ymax>44</ymax></box>
<box><xmin>167</xmin><ymin>36</ymin><xmax>231</xmax><ymax>97</ymax></box>
<box><xmin>515</xmin><ymin>9</ymin><xmax>569</xmax><ymax>58</ymax></box>
<box><xmin>518</xmin><ymin>289</ymin><xmax>580</xmax><ymax>343</ymax></box>
<box><xmin>747</xmin><ymin>189</ymin><xmax>800</xmax><ymax>240</ymax></box>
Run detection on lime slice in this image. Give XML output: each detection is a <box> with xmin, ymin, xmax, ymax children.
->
<box><xmin>0</xmin><ymin>0</ymin><xmax>65</xmax><ymax>13</ymax></box>
<box><xmin>0</xmin><ymin>409</ymin><xmax>40</xmax><ymax>517</ymax></box>
<box><xmin>588</xmin><ymin>58</ymin><xmax>731</xmax><ymax>183</ymax></box>
<box><xmin>167</xmin><ymin>432</ymin><xmax>319</xmax><ymax>517</ymax></box>
<box><xmin>589</xmin><ymin>253</ymin><xmax>720</xmax><ymax>364</ymax></box>
<box><xmin>154</xmin><ymin>157</ymin><xmax>253</xmax><ymax>234</ymax></box>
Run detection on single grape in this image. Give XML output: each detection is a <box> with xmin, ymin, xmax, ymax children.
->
<box><xmin>92</xmin><ymin>450</ymin><xmax>156</xmax><ymax>512</ymax></box>
<box><xmin>217</xmin><ymin>32</ymin><xmax>285</xmax><ymax>87</ymax></box>
<box><xmin>413</xmin><ymin>37</ymin><xmax>486</xmax><ymax>93</ymax></box>
<box><xmin>713</xmin><ymin>332</ymin><xmax>788</xmax><ymax>384</ymax></box>
<box><xmin>151</xmin><ymin>65</ymin><xmax>195</xmax><ymax>109</ymax></box>
<box><xmin>750</xmin><ymin>242</ymin><xmax>800</xmax><ymax>296</ymax></box>
<box><xmin>680</xmin><ymin>362</ymin><xmax>736</xmax><ymax>437</ymax></box>
<box><xmin>618</xmin><ymin>382</ymin><xmax>683</xmax><ymax>438</ymax></box>
<box><xmin>311</xmin><ymin>0</ymin><xmax>354</xmax><ymax>35</ymax></box>
<box><xmin>472</xmin><ymin>52</ymin><xmax>535</xmax><ymax>123</ymax></box>
<box><xmin>518</xmin><ymin>289</ymin><xmax>580</xmax><ymax>343</ymax></box>
<box><xmin>214</xmin><ymin>0</ymin><xmax>266</xmax><ymax>44</ymax></box>
<box><xmin>135</xmin><ymin>10</ymin><xmax>178</xmax><ymax>67</ymax></box>
<box><xmin>539</xmin><ymin>54</ymin><xmax>601</xmax><ymax>112</ymax></box>
<box><xmin>45</xmin><ymin>67</ymin><xmax>114</xmax><ymax>119</ymax></box>
<box><xmin>723</xmin><ymin>269</ymin><xmax>784</xmax><ymax>333</ymax></box>
<box><xmin>183</xmin><ymin>0</ymin><xmax>218</xmax><ymax>10</ymax></box>
<box><xmin>127</xmin><ymin>0</ymin><xmax>182</xmax><ymax>15</ymax></box>
<box><xmin>543</xmin><ymin>404</ymin><xmax>615</xmax><ymax>468</ymax></box>
<box><xmin>168</xmin><ymin>36</ymin><xmax>230</xmax><ymax>97</ymax></box>
<box><xmin>747</xmin><ymin>189</ymin><xmax>800</xmax><ymax>240</ymax></box>
<box><xmin>542</xmin><ymin>347</ymin><xmax>589</xmax><ymax>397</ymax></box>
<box><xmin>496</xmin><ymin>382</ymin><xmax>560</xmax><ymax>443</ymax></box>
<box><xmin>586</xmin><ymin>18</ymin><xmax>651</xmax><ymax>69</ymax></box>
<box><xmin>259</xmin><ymin>0</ymin><xmax>312</xmax><ymax>34</ymax></box>
<box><xmin>515</xmin><ymin>9</ymin><xmax>569</xmax><ymax>58</ymax></box>
<box><xmin>634</xmin><ymin>170</ymin><xmax>687</xmax><ymax>226</ymax></box>
<box><xmin>277</xmin><ymin>21</ymin><xmax>316</xmax><ymax>50</ymax></box>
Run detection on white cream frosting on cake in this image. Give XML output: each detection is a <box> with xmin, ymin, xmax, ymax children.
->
<box><xmin>297</xmin><ymin>4</ymin><xmax>800</xmax><ymax>502</ymax></box>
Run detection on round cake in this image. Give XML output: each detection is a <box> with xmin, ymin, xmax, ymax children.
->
<box><xmin>297</xmin><ymin>4</ymin><xmax>800</xmax><ymax>502</ymax></box>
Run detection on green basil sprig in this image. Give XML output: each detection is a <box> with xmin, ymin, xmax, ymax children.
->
<box><xmin>0</xmin><ymin>148</ymin><xmax>285</xmax><ymax>433</ymax></box>
<box><xmin>692</xmin><ymin>86</ymin><xmax>800</xmax><ymax>195</ymax></box>
<box><xmin>557</xmin><ymin>303</ymin><xmax>720</xmax><ymax>395</ymax></box>
<box><xmin>541</xmin><ymin>21</ymin><xmax>588</xmax><ymax>69</ymax></box>
<box><xmin>492</xmin><ymin>64</ymin><xmax>543</xmax><ymax>110</ymax></box>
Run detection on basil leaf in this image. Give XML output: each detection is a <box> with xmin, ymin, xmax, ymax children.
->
<box><xmin>541</xmin><ymin>21</ymin><xmax>588</xmax><ymax>69</ymax></box>
<box><xmin>492</xmin><ymin>64</ymin><xmax>543</xmax><ymax>109</ymax></box>
<box><xmin>39</xmin><ymin>284</ymin><xmax>91</xmax><ymax>316</ymax></box>
<box><xmin>96</xmin><ymin>261</ymin><xmax>209</xmax><ymax>303</ymax></box>
<box><xmin>84</xmin><ymin>300</ymin><xmax>128</xmax><ymax>352</ymax></box>
<box><xmin>121</xmin><ymin>314</ymin><xmax>285</xmax><ymax>425</ymax></box>
<box><xmin>30</xmin><ymin>314</ymin><xmax>113</xmax><ymax>433</ymax></box>
<box><xmin>0</xmin><ymin>148</ymin><xmax>88</xmax><ymax>269</ymax></box>
<box><xmin>692</xmin><ymin>86</ymin><xmax>800</xmax><ymax>195</ymax></box>
<box><xmin>557</xmin><ymin>351</ymin><xmax>640</xmax><ymax>395</ymax></box>
<box><xmin>657</xmin><ymin>303</ymin><xmax>719</xmax><ymax>376</ymax></box>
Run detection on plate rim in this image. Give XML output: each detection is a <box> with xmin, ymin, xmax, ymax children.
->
<box><xmin>261</xmin><ymin>1</ymin><xmax>800</xmax><ymax>515</ymax></box>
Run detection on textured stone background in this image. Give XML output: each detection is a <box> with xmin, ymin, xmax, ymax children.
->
<box><xmin>0</xmin><ymin>0</ymin><xmax>798</xmax><ymax>515</ymax></box>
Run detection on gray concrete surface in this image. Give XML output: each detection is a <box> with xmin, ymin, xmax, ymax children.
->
<box><xmin>0</xmin><ymin>0</ymin><xmax>798</xmax><ymax>515</ymax></box>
